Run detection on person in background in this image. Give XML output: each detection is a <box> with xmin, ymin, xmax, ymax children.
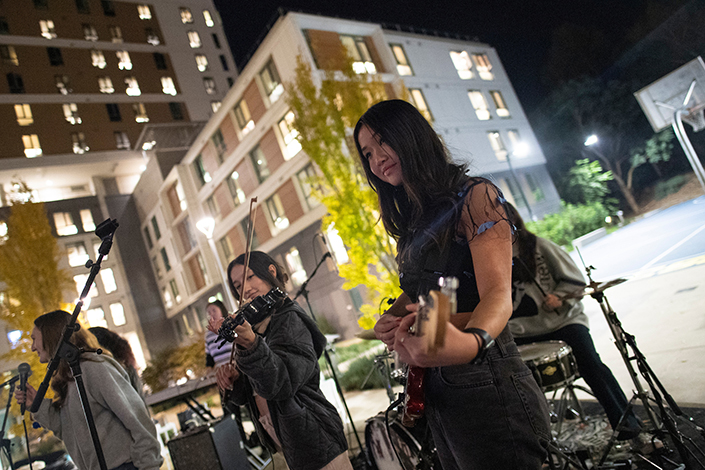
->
<box><xmin>89</xmin><ymin>326</ymin><xmax>144</xmax><ymax>402</ymax></box>
<box><xmin>16</xmin><ymin>310</ymin><xmax>162</xmax><ymax>470</ymax></box>
<box><xmin>205</xmin><ymin>300</ymin><xmax>233</xmax><ymax>368</ymax></box>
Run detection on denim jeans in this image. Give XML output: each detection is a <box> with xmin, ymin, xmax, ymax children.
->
<box><xmin>424</xmin><ymin>328</ymin><xmax>550</xmax><ymax>469</ymax></box>
<box><xmin>109</xmin><ymin>462</ymin><xmax>137</xmax><ymax>470</ymax></box>
<box><xmin>515</xmin><ymin>324</ymin><xmax>640</xmax><ymax>432</ymax></box>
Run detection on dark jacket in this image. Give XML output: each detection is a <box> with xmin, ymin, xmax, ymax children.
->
<box><xmin>227</xmin><ymin>298</ymin><xmax>348</xmax><ymax>470</ymax></box>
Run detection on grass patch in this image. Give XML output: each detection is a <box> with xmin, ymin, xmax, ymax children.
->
<box><xmin>337</xmin><ymin>356</ymin><xmax>389</xmax><ymax>391</ymax></box>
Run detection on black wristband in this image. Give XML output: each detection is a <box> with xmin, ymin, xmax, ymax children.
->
<box><xmin>464</xmin><ymin>327</ymin><xmax>495</xmax><ymax>364</ymax></box>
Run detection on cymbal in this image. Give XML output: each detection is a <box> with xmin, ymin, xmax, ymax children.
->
<box><xmin>355</xmin><ymin>329</ymin><xmax>377</xmax><ymax>340</ymax></box>
<box><xmin>559</xmin><ymin>278</ymin><xmax>627</xmax><ymax>300</ymax></box>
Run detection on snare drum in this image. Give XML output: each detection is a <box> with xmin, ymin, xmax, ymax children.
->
<box><xmin>517</xmin><ymin>341</ymin><xmax>578</xmax><ymax>392</ymax></box>
<box><xmin>365</xmin><ymin>413</ymin><xmax>423</xmax><ymax>470</ymax></box>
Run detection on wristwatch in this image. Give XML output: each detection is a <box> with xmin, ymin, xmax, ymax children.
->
<box><xmin>464</xmin><ymin>327</ymin><xmax>495</xmax><ymax>364</ymax></box>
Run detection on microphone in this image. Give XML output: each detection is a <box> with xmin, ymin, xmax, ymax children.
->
<box><xmin>18</xmin><ymin>362</ymin><xmax>32</xmax><ymax>414</ymax></box>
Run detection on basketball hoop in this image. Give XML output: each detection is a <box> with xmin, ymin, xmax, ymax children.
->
<box><xmin>682</xmin><ymin>102</ymin><xmax>705</xmax><ymax>132</ymax></box>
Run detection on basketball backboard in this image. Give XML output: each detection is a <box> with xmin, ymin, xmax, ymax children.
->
<box><xmin>634</xmin><ymin>56</ymin><xmax>705</xmax><ymax>132</ymax></box>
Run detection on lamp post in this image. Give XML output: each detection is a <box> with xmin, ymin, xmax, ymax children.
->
<box><xmin>196</xmin><ymin>217</ymin><xmax>237</xmax><ymax>312</ymax></box>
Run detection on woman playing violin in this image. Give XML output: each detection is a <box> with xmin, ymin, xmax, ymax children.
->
<box><xmin>208</xmin><ymin>251</ymin><xmax>352</xmax><ymax>470</ymax></box>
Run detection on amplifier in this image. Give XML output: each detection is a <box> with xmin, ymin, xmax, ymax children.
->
<box><xmin>167</xmin><ymin>414</ymin><xmax>250</xmax><ymax>470</ymax></box>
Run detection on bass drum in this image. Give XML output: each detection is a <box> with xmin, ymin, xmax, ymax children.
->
<box><xmin>365</xmin><ymin>413</ymin><xmax>439</xmax><ymax>470</ymax></box>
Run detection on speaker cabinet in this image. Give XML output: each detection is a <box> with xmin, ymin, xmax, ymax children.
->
<box><xmin>167</xmin><ymin>415</ymin><xmax>250</xmax><ymax>470</ymax></box>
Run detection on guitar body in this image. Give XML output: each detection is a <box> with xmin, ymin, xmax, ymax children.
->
<box><xmin>401</xmin><ymin>366</ymin><xmax>425</xmax><ymax>427</ymax></box>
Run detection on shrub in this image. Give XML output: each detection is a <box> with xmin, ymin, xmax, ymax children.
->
<box><xmin>653</xmin><ymin>174</ymin><xmax>688</xmax><ymax>200</ymax></box>
<box><xmin>526</xmin><ymin>201</ymin><xmax>610</xmax><ymax>247</ymax></box>
<box><xmin>337</xmin><ymin>355</ymin><xmax>388</xmax><ymax>391</ymax></box>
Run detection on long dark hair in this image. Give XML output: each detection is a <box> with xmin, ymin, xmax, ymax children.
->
<box><xmin>89</xmin><ymin>326</ymin><xmax>138</xmax><ymax>369</ymax></box>
<box><xmin>226</xmin><ymin>251</ymin><xmax>288</xmax><ymax>301</ymax></box>
<box><xmin>505</xmin><ymin>202</ymin><xmax>537</xmax><ymax>282</ymax></box>
<box><xmin>354</xmin><ymin>100</ymin><xmax>469</xmax><ymax>250</ymax></box>
<box><xmin>206</xmin><ymin>299</ymin><xmax>228</xmax><ymax>319</ymax></box>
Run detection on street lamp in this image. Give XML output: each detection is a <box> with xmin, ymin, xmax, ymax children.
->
<box><xmin>584</xmin><ymin>134</ymin><xmax>599</xmax><ymax>147</ymax></box>
<box><xmin>196</xmin><ymin>216</ymin><xmax>237</xmax><ymax>312</ymax></box>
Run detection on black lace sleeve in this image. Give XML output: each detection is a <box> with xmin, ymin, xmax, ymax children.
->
<box><xmin>458</xmin><ymin>178</ymin><xmax>513</xmax><ymax>243</ymax></box>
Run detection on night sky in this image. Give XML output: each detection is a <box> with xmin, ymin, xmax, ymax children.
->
<box><xmin>213</xmin><ymin>0</ymin><xmax>656</xmax><ymax>114</ymax></box>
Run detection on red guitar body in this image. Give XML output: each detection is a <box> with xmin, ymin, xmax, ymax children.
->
<box><xmin>402</xmin><ymin>365</ymin><xmax>426</xmax><ymax>427</ymax></box>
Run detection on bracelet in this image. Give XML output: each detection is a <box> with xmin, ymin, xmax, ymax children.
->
<box><xmin>464</xmin><ymin>327</ymin><xmax>495</xmax><ymax>364</ymax></box>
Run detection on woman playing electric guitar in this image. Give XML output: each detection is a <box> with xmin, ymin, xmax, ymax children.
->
<box><xmin>354</xmin><ymin>100</ymin><xmax>550</xmax><ymax>469</ymax></box>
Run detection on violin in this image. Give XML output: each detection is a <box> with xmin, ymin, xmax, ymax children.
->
<box><xmin>217</xmin><ymin>287</ymin><xmax>286</xmax><ymax>343</ymax></box>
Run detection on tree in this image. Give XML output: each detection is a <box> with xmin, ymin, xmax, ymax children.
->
<box><xmin>564</xmin><ymin>158</ymin><xmax>615</xmax><ymax>206</ymax></box>
<box><xmin>286</xmin><ymin>54</ymin><xmax>400</xmax><ymax>329</ymax></box>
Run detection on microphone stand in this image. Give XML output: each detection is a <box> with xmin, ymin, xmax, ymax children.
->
<box><xmin>0</xmin><ymin>376</ymin><xmax>19</xmax><ymax>470</ymax></box>
<box><xmin>294</xmin><ymin>252</ymin><xmax>369</xmax><ymax>466</ymax></box>
<box><xmin>28</xmin><ymin>219</ymin><xmax>119</xmax><ymax>470</ymax></box>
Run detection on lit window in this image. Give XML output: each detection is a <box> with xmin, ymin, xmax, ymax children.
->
<box><xmin>266</xmin><ymin>194</ymin><xmax>289</xmax><ymax>234</ymax></box>
<box><xmin>487</xmin><ymin>131</ymin><xmax>507</xmax><ymax>161</ymax></box>
<box><xmin>193</xmin><ymin>155</ymin><xmax>211</xmax><ymax>186</ymax></box>
<box><xmin>390</xmin><ymin>44</ymin><xmax>413</xmax><ymax>76</ymax></box>
<box><xmin>125</xmin><ymin>77</ymin><xmax>141</xmax><ymax>96</ymax></box>
<box><xmin>409</xmin><ymin>89</ymin><xmax>433</xmax><ymax>122</ymax></box>
<box><xmin>234</xmin><ymin>99</ymin><xmax>254</xmax><ymax>135</ymax></box>
<box><xmin>163</xmin><ymin>287</ymin><xmax>173</xmax><ymax>308</ymax></box>
<box><xmin>227</xmin><ymin>171</ymin><xmax>246</xmax><ymax>206</ymax></box>
<box><xmin>109</xmin><ymin>26</ymin><xmax>122</xmax><ymax>43</ymax></box>
<box><xmin>80</xmin><ymin>209</ymin><xmax>95</xmax><ymax>231</ymax></box>
<box><xmin>98</xmin><ymin>76</ymin><xmax>114</xmax><ymax>93</ymax></box>
<box><xmin>116</xmin><ymin>50</ymin><xmax>132</xmax><ymax>70</ymax></box>
<box><xmin>110</xmin><ymin>302</ymin><xmax>126</xmax><ymax>326</ymax></box>
<box><xmin>203</xmin><ymin>77</ymin><xmax>216</xmax><ymax>95</ymax></box>
<box><xmin>195</xmin><ymin>54</ymin><xmax>208</xmax><ymax>72</ymax></box>
<box><xmin>7</xmin><ymin>330</ymin><xmax>22</xmax><ymax>346</ymax></box>
<box><xmin>180</xmin><ymin>7</ymin><xmax>193</xmax><ymax>23</ymax></box>
<box><xmin>188</xmin><ymin>31</ymin><xmax>201</xmax><ymax>48</ymax></box>
<box><xmin>203</xmin><ymin>10</ymin><xmax>214</xmax><ymax>27</ymax></box>
<box><xmin>145</xmin><ymin>28</ymin><xmax>160</xmax><ymax>45</ymax></box>
<box><xmin>259</xmin><ymin>59</ymin><xmax>283</xmax><ymax>103</ymax></box>
<box><xmin>161</xmin><ymin>76</ymin><xmax>177</xmax><ymax>95</ymax></box>
<box><xmin>14</xmin><ymin>104</ymin><xmax>33</xmax><ymax>126</ymax></box>
<box><xmin>137</xmin><ymin>5</ymin><xmax>151</xmax><ymax>19</ymax></box>
<box><xmin>93</xmin><ymin>241</ymin><xmax>108</xmax><ymax>261</ymax></box>
<box><xmin>100</xmin><ymin>268</ymin><xmax>117</xmax><ymax>293</ymax></box>
<box><xmin>132</xmin><ymin>103</ymin><xmax>149</xmax><ymax>123</ymax></box>
<box><xmin>39</xmin><ymin>20</ymin><xmax>57</xmax><ymax>39</ymax></box>
<box><xmin>2</xmin><ymin>46</ymin><xmax>19</xmax><ymax>66</ymax></box>
<box><xmin>507</xmin><ymin>130</ymin><xmax>529</xmax><ymax>158</ymax></box>
<box><xmin>74</xmin><ymin>274</ymin><xmax>98</xmax><ymax>297</ymax></box>
<box><xmin>296</xmin><ymin>164</ymin><xmax>320</xmax><ymax>210</ymax></box>
<box><xmin>63</xmin><ymin>103</ymin><xmax>82</xmax><ymax>124</ymax></box>
<box><xmin>326</xmin><ymin>223</ymin><xmax>349</xmax><ymax>264</ymax></box>
<box><xmin>67</xmin><ymin>242</ymin><xmax>89</xmax><ymax>267</ymax></box>
<box><xmin>468</xmin><ymin>90</ymin><xmax>491</xmax><ymax>120</ymax></box>
<box><xmin>22</xmin><ymin>134</ymin><xmax>42</xmax><ymax>158</ymax></box>
<box><xmin>340</xmin><ymin>35</ymin><xmax>376</xmax><ymax>74</ymax></box>
<box><xmin>55</xmin><ymin>212</ymin><xmax>77</xmax><ymax>236</ymax></box>
<box><xmin>450</xmin><ymin>51</ymin><xmax>473</xmax><ymax>80</ymax></box>
<box><xmin>170</xmin><ymin>279</ymin><xmax>181</xmax><ymax>304</ymax></box>
<box><xmin>0</xmin><ymin>222</ymin><xmax>7</xmax><ymax>242</ymax></box>
<box><xmin>278</xmin><ymin>111</ymin><xmax>301</xmax><ymax>160</ymax></box>
<box><xmin>249</xmin><ymin>146</ymin><xmax>270</xmax><ymax>183</ymax></box>
<box><xmin>91</xmin><ymin>50</ymin><xmax>107</xmax><ymax>69</ymax></box>
<box><xmin>83</xmin><ymin>24</ymin><xmax>98</xmax><ymax>41</ymax></box>
<box><xmin>211</xmin><ymin>101</ymin><xmax>221</xmax><ymax>112</ymax></box>
<box><xmin>86</xmin><ymin>307</ymin><xmax>108</xmax><ymax>328</ymax></box>
<box><xmin>285</xmin><ymin>247</ymin><xmax>306</xmax><ymax>287</ymax></box>
<box><xmin>490</xmin><ymin>90</ymin><xmax>510</xmax><ymax>117</ymax></box>
<box><xmin>114</xmin><ymin>131</ymin><xmax>130</xmax><ymax>149</ymax></box>
<box><xmin>71</xmin><ymin>132</ymin><xmax>89</xmax><ymax>154</ymax></box>
<box><xmin>55</xmin><ymin>75</ymin><xmax>71</xmax><ymax>94</ymax></box>
<box><xmin>472</xmin><ymin>53</ymin><xmax>494</xmax><ymax>80</ymax></box>
<box><xmin>175</xmin><ymin>182</ymin><xmax>187</xmax><ymax>211</ymax></box>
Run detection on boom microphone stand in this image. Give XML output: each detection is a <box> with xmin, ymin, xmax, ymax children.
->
<box><xmin>0</xmin><ymin>375</ymin><xmax>20</xmax><ymax>470</ymax></box>
<box><xmin>28</xmin><ymin>218</ymin><xmax>120</xmax><ymax>470</ymax></box>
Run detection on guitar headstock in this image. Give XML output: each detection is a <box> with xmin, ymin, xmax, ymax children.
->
<box><xmin>415</xmin><ymin>277</ymin><xmax>458</xmax><ymax>354</ymax></box>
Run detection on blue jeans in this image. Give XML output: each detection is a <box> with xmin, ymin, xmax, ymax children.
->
<box><xmin>515</xmin><ymin>324</ymin><xmax>640</xmax><ymax>432</ymax></box>
<box><xmin>424</xmin><ymin>328</ymin><xmax>550</xmax><ymax>469</ymax></box>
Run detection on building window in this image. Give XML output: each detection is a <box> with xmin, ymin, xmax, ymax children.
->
<box><xmin>278</xmin><ymin>111</ymin><xmax>301</xmax><ymax>160</ymax></box>
<box><xmin>227</xmin><ymin>171</ymin><xmax>246</xmax><ymax>206</ymax></box>
<box><xmin>145</xmin><ymin>28</ymin><xmax>160</xmax><ymax>46</ymax></box>
<box><xmin>409</xmin><ymin>89</ymin><xmax>433</xmax><ymax>122</ymax></box>
<box><xmin>110</xmin><ymin>302</ymin><xmax>126</xmax><ymax>326</ymax></box>
<box><xmin>22</xmin><ymin>134</ymin><xmax>42</xmax><ymax>158</ymax></box>
<box><xmin>114</xmin><ymin>131</ymin><xmax>130</xmax><ymax>149</ymax></box>
<box><xmin>161</xmin><ymin>77</ymin><xmax>177</xmax><ymax>95</ymax></box>
<box><xmin>212</xmin><ymin>129</ymin><xmax>226</xmax><ymax>162</ymax></box>
<box><xmin>33</xmin><ymin>0</ymin><xmax>49</xmax><ymax>9</ymax></box>
<box><xmin>74</xmin><ymin>274</ymin><xmax>98</xmax><ymax>297</ymax></box>
<box><xmin>487</xmin><ymin>131</ymin><xmax>507</xmax><ymax>161</ymax></box>
<box><xmin>259</xmin><ymin>59</ymin><xmax>283</xmax><ymax>104</ymax></box>
<box><xmin>468</xmin><ymin>91</ymin><xmax>491</xmax><ymax>121</ymax></box>
<box><xmin>227</xmin><ymin>77</ymin><xmax>234</xmax><ymax>88</ymax></box>
<box><xmin>85</xmin><ymin>307</ymin><xmax>108</xmax><ymax>328</ymax></box>
<box><xmin>137</xmin><ymin>5</ymin><xmax>152</xmax><ymax>20</ymax></box>
<box><xmin>240</xmin><ymin>219</ymin><xmax>258</xmax><ymax>249</ymax></box>
<box><xmin>266</xmin><ymin>194</ymin><xmax>289</xmax><ymax>234</ymax></box>
<box><xmin>234</xmin><ymin>100</ymin><xmax>254</xmax><ymax>135</ymax></box>
<box><xmin>144</xmin><ymin>227</ymin><xmax>153</xmax><ymax>249</ymax></box>
<box><xmin>490</xmin><ymin>90</ymin><xmax>510</xmax><ymax>118</ymax></box>
<box><xmin>219</xmin><ymin>235</ymin><xmax>233</xmax><ymax>262</ymax></box>
<box><xmin>390</xmin><ymin>44</ymin><xmax>413</xmax><ymax>76</ymax></box>
<box><xmin>472</xmin><ymin>53</ymin><xmax>494</xmax><ymax>80</ymax></box>
<box><xmin>14</xmin><ymin>104</ymin><xmax>33</xmax><ymax>126</ymax></box>
<box><xmin>170</xmin><ymin>279</ymin><xmax>181</xmax><ymax>304</ymax></box>
<box><xmin>205</xmin><ymin>195</ymin><xmax>220</xmax><ymax>220</ymax></box>
<box><xmin>203</xmin><ymin>77</ymin><xmax>216</xmax><ymax>95</ymax></box>
<box><xmin>83</xmin><ymin>24</ymin><xmax>98</xmax><ymax>41</ymax></box>
<box><xmin>55</xmin><ymin>75</ymin><xmax>71</xmax><ymax>94</ymax></box>
<box><xmin>211</xmin><ymin>101</ymin><xmax>221</xmax><ymax>113</ymax></box>
<box><xmin>67</xmin><ymin>242</ymin><xmax>89</xmax><ymax>267</ymax></box>
<box><xmin>203</xmin><ymin>10</ymin><xmax>214</xmax><ymax>27</ymax></box>
<box><xmin>116</xmin><ymin>51</ymin><xmax>132</xmax><ymax>70</ymax></box>
<box><xmin>340</xmin><ymin>35</ymin><xmax>376</xmax><ymax>74</ymax></box>
<box><xmin>450</xmin><ymin>51</ymin><xmax>473</xmax><ymax>80</ymax></box>
<box><xmin>106</xmin><ymin>103</ymin><xmax>121</xmax><ymax>121</ymax></box>
<box><xmin>109</xmin><ymin>26</ymin><xmax>122</xmax><ymax>43</ymax></box>
<box><xmin>502</xmin><ymin>177</ymin><xmax>525</xmax><ymax>208</ymax></box>
<box><xmin>7</xmin><ymin>73</ymin><xmax>24</xmax><ymax>93</ymax></box>
<box><xmin>507</xmin><ymin>129</ymin><xmax>527</xmax><ymax>157</ymax></box>
<box><xmin>1</xmin><ymin>46</ymin><xmax>19</xmax><ymax>66</ymax></box>
<box><xmin>296</xmin><ymin>163</ymin><xmax>319</xmax><ymax>210</ymax></box>
<box><xmin>211</xmin><ymin>33</ymin><xmax>221</xmax><ymax>48</ymax></box>
<box><xmin>100</xmin><ymin>268</ymin><xmax>117</xmax><ymax>293</ymax></box>
<box><xmin>163</xmin><ymin>288</ymin><xmax>173</xmax><ymax>308</ymax></box>
<box><xmin>188</xmin><ymin>31</ymin><xmax>201</xmax><ymax>48</ymax></box>
<box><xmin>92</xmin><ymin>241</ymin><xmax>107</xmax><ymax>261</ymax></box>
<box><xmin>195</xmin><ymin>54</ymin><xmax>208</xmax><ymax>72</ymax></box>
<box><xmin>153</xmin><ymin>52</ymin><xmax>167</xmax><ymax>70</ymax></box>
<box><xmin>63</xmin><ymin>103</ymin><xmax>81</xmax><ymax>124</ymax></box>
<box><xmin>125</xmin><ymin>77</ymin><xmax>141</xmax><ymax>96</ymax></box>
<box><xmin>249</xmin><ymin>146</ymin><xmax>270</xmax><ymax>183</ymax></box>
<box><xmin>132</xmin><ymin>103</ymin><xmax>148</xmax><ymax>123</ymax></box>
<box><xmin>47</xmin><ymin>47</ymin><xmax>63</xmax><ymax>66</ymax></box>
<box><xmin>151</xmin><ymin>216</ymin><xmax>161</xmax><ymax>239</ymax></box>
<box><xmin>285</xmin><ymin>247</ymin><xmax>307</xmax><ymax>288</ymax></box>
<box><xmin>525</xmin><ymin>173</ymin><xmax>545</xmax><ymax>202</ymax></box>
<box><xmin>101</xmin><ymin>0</ymin><xmax>116</xmax><ymax>16</ymax></box>
<box><xmin>193</xmin><ymin>155</ymin><xmax>211</xmax><ymax>186</ymax></box>
<box><xmin>98</xmin><ymin>76</ymin><xmax>114</xmax><ymax>93</ymax></box>
<box><xmin>75</xmin><ymin>0</ymin><xmax>90</xmax><ymax>14</ymax></box>
<box><xmin>0</xmin><ymin>17</ymin><xmax>8</xmax><ymax>34</ymax></box>
<box><xmin>160</xmin><ymin>247</ymin><xmax>171</xmax><ymax>271</ymax></box>
<box><xmin>39</xmin><ymin>20</ymin><xmax>57</xmax><ymax>39</ymax></box>
<box><xmin>169</xmin><ymin>102</ymin><xmax>183</xmax><ymax>120</ymax></box>
<box><xmin>180</xmin><ymin>7</ymin><xmax>193</xmax><ymax>23</ymax></box>
<box><xmin>72</xmin><ymin>132</ymin><xmax>89</xmax><ymax>154</ymax></box>
<box><xmin>91</xmin><ymin>50</ymin><xmax>106</xmax><ymax>69</ymax></box>
<box><xmin>217</xmin><ymin>54</ymin><xmax>229</xmax><ymax>71</ymax></box>
<box><xmin>54</xmin><ymin>212</ymin><xmax>77</xmax><ymax>236</ymax></box>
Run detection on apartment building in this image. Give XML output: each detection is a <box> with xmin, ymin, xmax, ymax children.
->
<box><xmin>134</xmin><ymin>11</ymin><xmax>561</xmax><ymax>345</ymax></box>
